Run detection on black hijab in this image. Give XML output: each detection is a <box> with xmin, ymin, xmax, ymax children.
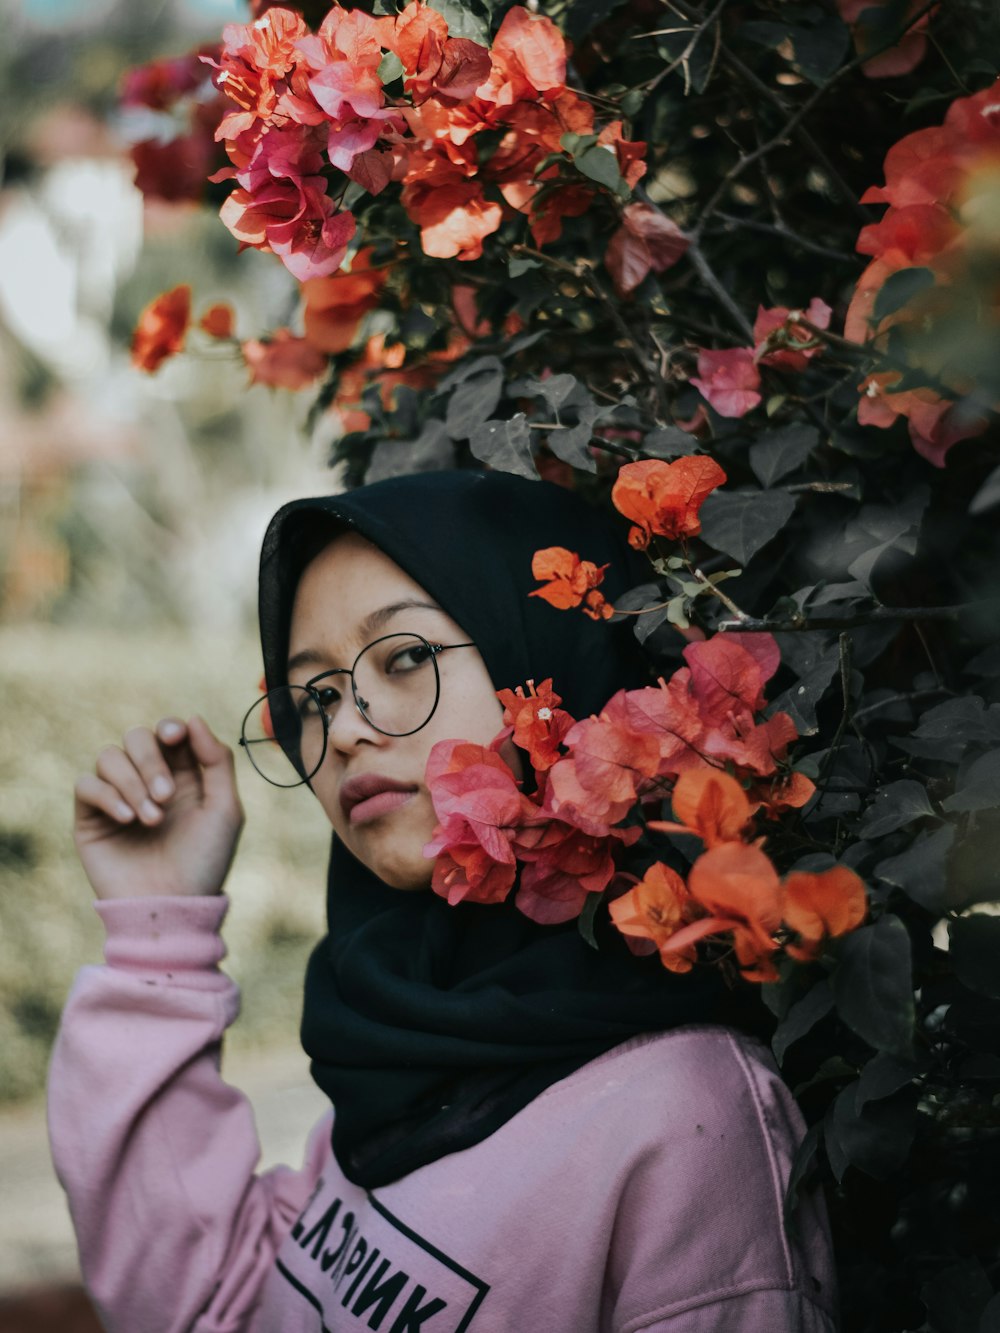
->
<box><xmin>258</xmin><ymin>470</ymin><xmax>733</xmax><ymax>1188</ymax></box>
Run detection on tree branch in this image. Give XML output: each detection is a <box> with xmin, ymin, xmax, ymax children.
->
<box><xmin>716</xmin><ymin>600</ymin><xmax>1000</xmax><ymax>633</ymax></box>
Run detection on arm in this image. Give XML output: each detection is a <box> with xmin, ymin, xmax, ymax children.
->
<box><xmin>48</xmin><ymin>893</ymin><xmax>328</xmax><ymax>1333</ymax></box>
<box><xmin>625</xmin><ymin>1287</ymin><xmax>837</xmax><ymax>1332</ymax></box>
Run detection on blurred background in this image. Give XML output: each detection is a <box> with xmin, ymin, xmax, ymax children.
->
<box><xmin>0</xmin><ymin>0</ymin><xmax>337</xmax><ymax>1320</ymax></box>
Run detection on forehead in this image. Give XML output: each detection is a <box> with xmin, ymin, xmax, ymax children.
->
<box><xmin>287</xmin><ymin>532</ymin><xmax>443</xmax><ymax>654</ymax></box>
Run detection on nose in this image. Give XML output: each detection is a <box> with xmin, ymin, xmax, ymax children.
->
<box><xmin>323</xmin><ymin>685</ymin><xmax>386</xmax><ymax>757</ymax></box>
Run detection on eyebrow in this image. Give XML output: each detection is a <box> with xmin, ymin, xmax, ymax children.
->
<box><xmin>286</xmin><ymin>598</ymin><xmax>444</xmax><ymax>675</ymax></box>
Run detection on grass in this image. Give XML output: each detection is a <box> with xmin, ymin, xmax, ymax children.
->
<box><xmin>0</xmin><ymin>623</ymin><xmax>332</xmax><ymax>1105</ymax></box>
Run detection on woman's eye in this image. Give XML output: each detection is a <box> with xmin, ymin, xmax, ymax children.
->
<box><xmin>387</xmin><ymin>644</ymin><xmax>434</xmax><ymax>673</ymax></box>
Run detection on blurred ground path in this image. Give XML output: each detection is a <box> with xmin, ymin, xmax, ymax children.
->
<box><xmin>0</xmin><ymin>1041</ymin><xmax>328</xmax><ymax>1307</ymax></box>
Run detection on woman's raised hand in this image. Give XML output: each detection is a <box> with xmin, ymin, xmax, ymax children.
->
<box><xmin>73</xmin><ymin>715</ymin><xmax>245</xmax><ymax>901</ymax></box>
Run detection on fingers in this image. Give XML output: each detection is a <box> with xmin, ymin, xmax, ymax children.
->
<box><xmin>74</xmin><ymin>773</ymin><xmax>139</xmax><ymax>826</ymax></box>
<box><xmin>185</xmin><ymin>714</ymin><xmax>243</xmax><ymax>817</ymax></box>
<box><xmin>95</xmin><ymin>739</ymin><xmax>166</xmax><ymax>825</ymax></box>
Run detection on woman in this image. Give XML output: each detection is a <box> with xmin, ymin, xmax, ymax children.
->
<box><xmin>51</xmin><ymin>469</ymin><xmax>837</xmax><ymax>1332</ymax></box>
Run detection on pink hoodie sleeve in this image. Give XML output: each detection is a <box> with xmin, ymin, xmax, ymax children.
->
<box><xmin>46</xmin><ymin>894</ymin><xmax>329</xmax><ymax>1333</ymax></box>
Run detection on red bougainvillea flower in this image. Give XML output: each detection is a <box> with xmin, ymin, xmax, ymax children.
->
<box><xmin>496</xmin><ymin>678</ymin><xmax>575</xmax><ymax>772</ymax></box>
<box><xmin>220</xmin><ymin>174</ymin><xmax>357</xmax><ymax>281</ymax></box>
<box><xmin>242</xmin><ymin>328</ymin><xmax>327</xmax><ymax>388</ymax></box>
<box><xmin>199</xmin><ymin>303</ymin><xmax>235</xmax><ymax>339</ymax></box>
<box><xmin>529</xmin><ymin>547</ymin><xmax>613</xmax><ymax>620</ymax></box>
<box><xmin>424</xmin><ymin>739</ymin><xmax>542</xmax><ymax>906</ymax></box>
<box><xmin>685</xmin><ymin>842</ymin><xmax>783</xmax><ymax>981</ymax></box>
<box><xmin>302</xmin><ymin>246</ymin><xmax>389</xmax><ymax>354</ymax></box>
<box><xmin>598</xmin><ymin>120</ymin><xmax>648</xmax><ymax>189</ymax></box>
<box><xmin>377</xmin><ymin>1</ymin><xmax>490</xmax><ymax>105</ymax></box>
<box><xmin>650</xmin><ymin>768</ymin><xmax>754</xmax><ymax>848</ymax></box>
<box><xmin>690</xmin><ymin>347</ymin><xmax>762</xmax><ymax>419</ymax></box>
<box><xmin>609</xmin><ymin>863</ymin><xmax>697</xmax><ymax>973</ymax></box>
<box><xmin>545</xmin><ymin>692</ymin><xmax>661</xmax><ymax>834</ymax></box>
<box><xmin>605</xmin><ymin>202</ymin><xmax>689</xmax><ymax>298</ymax></box>
<box><xmin>515</xmin><ymin>819</ymin><xmax>635</xmax><ymax>924</ymax></box>
<box><xmin>753</xmin><ymin>298</ymin><xmax>832</xmax><ymax>372</ymax></box>
<box><xmin>610</xmin><ymin>456</ymin><xmax>727</xmax><ymax>549</ymax></box>
<box><xmin>750</xmin><ymin>770</ymin><xmax>816</xmax><ymax>818</ymax></box>
<box><xmin>782</xmin><ymin>865</ymin><xmax>868</xmax><ymax>961</ymax></box>
<box><xmin>835</xmin><ymin>0</ymin><xmax>934</xmax><ymax>79</ymax></box>
<box><xmin>131</xmin><ymin>285</ymin><xmax>191</xmax><ymax>372</ymax></box>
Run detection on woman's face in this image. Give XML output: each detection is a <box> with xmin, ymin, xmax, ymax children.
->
<box><xmin>286</xmin><ymin>532</ymin><xmax>519</xmax><ymax>889</ymax></box>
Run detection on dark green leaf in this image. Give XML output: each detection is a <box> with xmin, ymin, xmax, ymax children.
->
<box><xmin>469</xmin><ymin>415</ymin><xmax>538</xmax><ymax>480</ymax></box>
<box><xmin>825</xmin><ymin>1082</ymin><xmax>917</xmax><ymax>1182</ymax></box>
<box><xmin>789</xmin><ymin>17</ymin><xmax>850</xmax><ymax>84</ymax></box>
<box><xmin>426</xmin><ymin>0</ymin><xmax>490</xmax><ymax>42</ymax></box>
<box><xmin>872</xmin><ymin>267</ymin><xmax>936</xmax><ymax>322</ymax></box>
<box><xmin>749</xmin><ymin>424</ymin><xmax>819</xmax><ymax>487</ymax></box>
<box><xmin>783</xmin><ymin>1121</ymin><xmax>822</xmax><ymax>1229</ymax></box>
<box><xmin>698</xmin><ymin>489</ymin><xmax>797</xmax><ymax>564</ymax></box>
<box><xmin>832</xmin><ymin>917</ymin><xmax>914</xmax><ymax>1057</ymax></box>
<box><xmin>509</xmin><ymin>255</ymin><xmax>540</xmax><ymax>278</ymax></box>
<box><xmin>444</xmin><ymin>370</ymin><xmax>503</xmax><ymax>440</ymax></box>
<box><xmin>772</xmin><ymin>980</ymin><xmax>834</xmax><ymax>1065</ymax></box>
<box><xmin>854</xmin><ymin>1053</ymin><xmax>920</xmax><ymax>1111</ymax></box>
<box><xmin>574</xmin><ymin>144</ymin><xmax>628</xmax><ymax>196</ymax></box>
<box><xmin>545</xmin><ymin>420</ymin><xmax>598</xmax><ymax>473</ymax></box>
<box><xmin>970</xmin><ymin>462</ymin><xmax>1000</xmax><ymax>516</ymax></box>
<box><xmin>365</xmin><ymin>419</ymin><xmax>455</xmax><ymax>484</ymax></box>
<box><xmin>874</xmin><ymin>826</ymin><xmax>958</xmax><ymax>914</ymax></box>
<box><xmin>522</xmin><ymin>373</ymin><xmax>578</xmax><ymax>412</ymax></box>
<box><xmin>642</xmin><ymin>427</ymin><xmax>700</xmax><ymax>458</ymax></box>
<box><xmin>858</xmin><ymin>780</ymin><xmax>937</xmax><ymax>838</ymax></box>
<box><xmin>897</xmin><ymin>696</ymin><xmax>1000</xmax><ymax>763</ymax></box>
<box><xmin>376</xmin><ymin>51</ymin><xmax>404</xmax><ymax>84</ymax></box>
<box><xmin>565</xmin><ymin>0</ymin><xmax>630</xmax><ymax>40</ymax></box>
<box><xmin>577</xmin><ymin>890</ymin><xmax>602</xmax><ymax>949</ymax></box>
<box><xmin>740</xmin><ymin>20</ymin><xmax>790</xmax><ymax>48</ymax></box>
<box><xmin>980</xmin><ymin>1293</ymin><xmax>1000</xmax><ymax>1333</ymax></box>
<box><xmin>768</xmin><ymin>637</ymin><xmax>840</xmax><ymax>736</ymax></box>
<box><xmin>436</xmin><ymin>354</ymin><xmax>504</xmax><ymax>395</ymax></box>
<box><xmin>922</xmin><ymin>1260</ymin><xmax>995</xmax><ymax>1333</ymax></box>
<box><xmin>950</xmin><ymin>915</ymin><xmax>1000</xmax><ymax>999</ymax></box>
<box><xmin>943</xmin><ymin>749</ymin><xmax>1000</xmax><ymax>813</ymax></box>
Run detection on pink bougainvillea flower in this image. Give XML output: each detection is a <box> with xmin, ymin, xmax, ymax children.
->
<box><xmin>131</xmin><ymin>285</ymin><xmax>191</xmax><ymax>372</ymax></box>
<box><xmin>835</xmin><ymin>0</ymin><xmax>934</xmax><ymax>79</ymax></box>
<box><xmin>220</xmin><ymin>172</ymin><xmax>356</xmax><ymax>280</ymax></box>
<box><xmin>529</xmin><ymin>547</ymin><xmax>613</xmax><ymax>620</ymax></box>
<box><xmin>608</xmin><ymin>862</ymin><xmax>698</xmax><ymax>973</ymax></box>
<box><xmin>610</xmin><ymin>456</ymin><xmax>726</xmax><ymax>549</ymax></box>
<box><xmin>782</xmin><ymin>865</ymin><xmax>868</xmax><ymax>961</ymax></box>
<box><xmin>650</xmin><ymin>768</ymin><xmax>754</xmax><ymax>848</ymax></box>
<box><xmin>496</xmin><ymin>678</ymin><xmax>575</xmax><ymax>773</ymax></box>
<box><xmin>690</xmin><ymin>347</ymin><xmax>762</xmax><ymax>418</ymax></box>
<box><xmin>683</xmin><ymin>632</ymin><xmax>779</xmax><ymax>719</ymax></box>
<box><xmin>753</xmin><ymin>298</ymin><xmax>832</xmax><ymax>372</ymax></box>
<box><xmin>241</xmin><ymin>328</ymin><xmax>327</xmax><ymax>388</ymax></box>
<box><xmin>514</xmin><ymin>820</ymin><xmax>634</xmax><ymax>924</ymax></box>
<box><xmin>477</xmin><ymin>6</ymin><xmax>567</xmax><ymax>109</ymax></box>
<box><xmin>424</xmin><ymin>739</ymin><xmax>541</xmax><ymax>906</ymax></box>
<box><xmin>545</xmin><ymin>695</ymin><xmax>661</xmax><ymax>834</ymax></box>
<box><xmin>605</xmin><ymin>202</ymin><xmax>688</xmax><ymax>297</ymax></box>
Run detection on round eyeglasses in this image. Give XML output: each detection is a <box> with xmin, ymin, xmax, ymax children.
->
<box><xmin>239</xmin><ymin>632</ymin><xmax>476</xmax><ymax>788</ymax></box>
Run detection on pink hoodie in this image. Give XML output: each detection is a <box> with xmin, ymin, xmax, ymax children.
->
<box><xmin>48</xmin><ymin>895</ymin><xmax>837</xmax><ymax>1332</ymax></box>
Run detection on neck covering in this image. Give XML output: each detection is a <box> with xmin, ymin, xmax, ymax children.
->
<box><xmin>258</xmin><ymin>470</ymin><xmax>738</xmax><ymax>1188</ymax></box>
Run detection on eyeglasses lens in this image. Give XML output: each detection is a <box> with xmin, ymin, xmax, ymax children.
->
<box><xmin>242</xmin><ymin>634</ymin><xmax>441</xmax><ymax>786</ymax></box>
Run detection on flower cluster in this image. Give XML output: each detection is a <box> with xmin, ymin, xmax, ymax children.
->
<box><xmin>845</xmin><ymin>77</ymin><xmax>1000</xmax><ymax>465</ymax></box>
<box><xmin>422</xmin><ymin>632</ymin><xmax>844</xmax><ymax>978</ymax></box>
<box><xmin>611</xmin><ymin>771</ymin><xmax>866</xmax><ymax>981</ymax></box>
<box><xmin>200</xmin><ymin>2</ymin><xmax>648</xmax><ymax>279</ymax></box>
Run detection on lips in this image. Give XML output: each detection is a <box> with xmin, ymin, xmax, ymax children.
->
<box><xmin>339</xmin><ymin>773</ymin><xmax>419</xmax><ymax>825</ymax></box>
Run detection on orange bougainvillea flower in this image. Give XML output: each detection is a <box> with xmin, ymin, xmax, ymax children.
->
<box><xmin>131</xmin><ymin>285</ymin><xmax>192</xmax><ymax>372</ymax></box>
<box><xmin>199</xmin><ymin>303</ymin><xmax>235</xmax><ymax>339</ymax></box>
<box><xmin>496</xmin><ymin>677</ymin><xmax>575</xmax><ymax>772</ymax></box>
<box><xmin>608</xmin><ymin>862</ymin><xmax>698</xmax><ymax>973</ymax></box>
<box><xmin>685</xmin><ymin>842</ymin><xmax>783</xmax><ymax>981</ymax></box>
<box><xmin>241</xmin><ymin>328</ymin><xmax>327</xmax><ymax>388</ymax></box>
<box><xmin>782</xmin><ymin>866</ymin><xmax>868</xmax><ymax>962</ymax></box>
<box><xmin>529</xmin><ymin>547</ymin><xmax>613</xmax><ymax>619</ymax></box>
<box><xmin>649</xmin><ymin>768</ymin><xmax>754</xmax><ymax>848</ymax></box>
<box><xmin>610</xmin><ymin>456</ymin><xmax>727</xmax><ymax>549</ymax></box>
<box><xmin>302</xmin><ymin>246</ymin><xmax>389</xmax><ymax>354</ymax></box>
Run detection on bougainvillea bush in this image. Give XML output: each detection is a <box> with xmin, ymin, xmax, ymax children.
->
<box><xmin>125</xmin><ymin>0</ymin><xmax>1000</xmax><ymax>1327</ymax></box>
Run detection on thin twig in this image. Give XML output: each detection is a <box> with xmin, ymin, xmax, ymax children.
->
<box><xmin>685</xmin><ymin>238</ymin><xmax>755</xmax><ymax>340</ymax></box>
<box><xmin>710</xmin><ymin>212</ymin><xmax>855</xmax><ymax>263</ymax></box>
<box><xmin>716</xmin><ymin>600</ymin><xmax>999</xmax><ymax>633</ymax></box>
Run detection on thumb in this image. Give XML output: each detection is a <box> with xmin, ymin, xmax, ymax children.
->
<box><xmin>186</xmin><ymin>714</ymin><xmax>240</xmax><ymax>809</ymax></box>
